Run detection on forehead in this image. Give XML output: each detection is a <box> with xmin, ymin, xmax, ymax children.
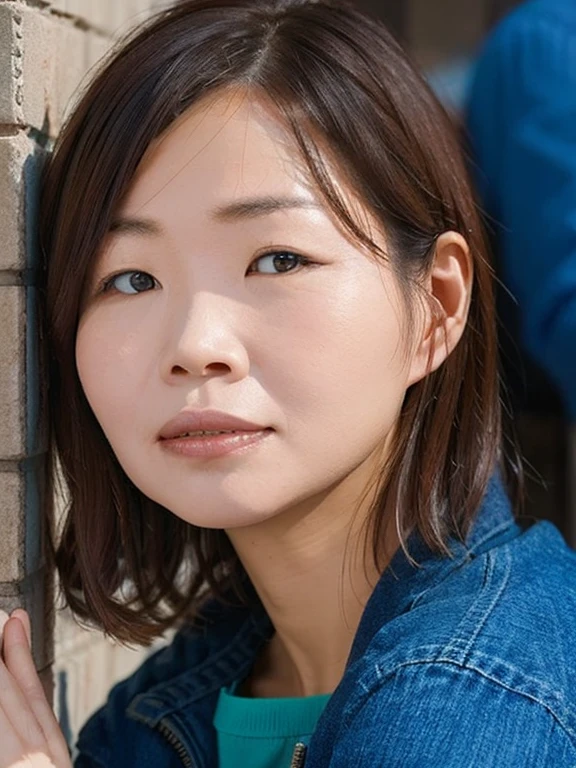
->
<box><xmin>113</xmin><ymin>87</ymin><xmax>385</xmax><ymax>257</ymax></box>
<box><xmin>120</xmin><ymin>88</ymin><xmax>317</xmax><ymax>212</ymax></box>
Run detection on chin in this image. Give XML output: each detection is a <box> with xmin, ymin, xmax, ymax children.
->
<box><xmin>174</xmin><ymin>506</ymin><xmax>279</xmax><ymax>530</ymax></box>
<box><xmin>150</xmin><ymin>489</ymin><xmax>281</xmax><ymax>530</ymax></box>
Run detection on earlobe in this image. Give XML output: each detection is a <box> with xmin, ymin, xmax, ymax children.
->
<box><xmin>407</xmin><ymin>231</ymin><xmax>473</xmax><ymax>387</ymax></box>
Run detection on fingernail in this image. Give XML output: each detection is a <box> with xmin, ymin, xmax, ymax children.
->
<box><xmin>0</xmin><ymin>609</ymin><xmax>8</xmax><ymax>636</ymax></box>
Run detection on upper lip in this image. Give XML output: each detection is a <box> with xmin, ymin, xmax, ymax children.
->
<box><xmin>159</xmin><ymin>409</ymin><xmax>269</xmax><ymax>439</ymax></box>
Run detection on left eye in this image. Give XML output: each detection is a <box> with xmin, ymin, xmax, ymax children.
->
<box><xmin>104</xmin><ymin>271</ymin><xmax>157</xmax><ymax>294</ymax></box>
<box><xmin>248</xmin><ymin>251</ymin><xmax>312</xmax><ymax>275</ymax></box>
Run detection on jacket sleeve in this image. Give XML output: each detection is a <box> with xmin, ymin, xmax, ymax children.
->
<box><xmin>466</xmin><ymin>11</ymin><xmax>576</xmax><ymax>419</ymax></box>
<box><xmin>73</xmin><ymin>704</ymin><xmax>112</xmax><ymax>768</ymax></box>
<box><xmin>74</xmin><ymin>753</ymin><xmax>105</xmax><ymax>768</ymax></box>
<box><xmin>327</xmin><ymin>661</ymin><xmax>574</xmax><ymax>767</ymax></box>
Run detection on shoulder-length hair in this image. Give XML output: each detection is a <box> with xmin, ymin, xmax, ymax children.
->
<box><xmin>40</xmin><ymin>0</ymin><xmax>516</xmax><ymax>645</ymax></box>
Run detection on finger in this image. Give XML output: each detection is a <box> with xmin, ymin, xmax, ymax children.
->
<box><xmin>0</xmin><ymin>644</ymin><xmax>46</xmax><ymax>751</ymax></box>
<box><xmin>0</xmin><ymin>698</ymin><xmax>28</xmax><ymax>768</ymax></box>
<box><xmin>3</xmin><ymin>617</ymin><xmax>71</xmax><ymax>765</ymax></box>
<box><xmin>11</xmin><ymin>608</ymin><xmax>31</xmax><ymax>648</ymax></box>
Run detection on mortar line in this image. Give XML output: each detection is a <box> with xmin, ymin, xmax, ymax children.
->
<box><xmin>0</xmin><ymin>269</ymin><xmax>40</xmax><ymax>285</ymax></box>
<box><xmin>0</xmin><ymin>455</ymin><xmax>46</xmax><ymax>472</ymax></box>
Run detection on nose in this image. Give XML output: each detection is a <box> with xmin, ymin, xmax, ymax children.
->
<box><xmin>160</xmin><ymin>292</ymin><xmax>250</xmax><ymax>383</ymax></box>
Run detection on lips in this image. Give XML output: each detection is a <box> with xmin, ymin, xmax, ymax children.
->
<box><xmin>159</xmin><ymin>409</ymin><xmax>270</xmax><ymax>441</ymax></box>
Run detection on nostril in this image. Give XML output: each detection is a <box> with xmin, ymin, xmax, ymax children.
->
<box><xmin>205</xmin><ymin>362</ymin><xmax>232</xmax><ymax>373</ymax></box>
<box><xmin>171</xmin><ymin>365</ymin><xmax>189</xmax><ymax>375</ymax></box>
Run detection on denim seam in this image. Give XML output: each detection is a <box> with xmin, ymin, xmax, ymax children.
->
<box><xmin>409</xmin><ymin>522</ymin><xmax>516</xmax><ymax>614</ymax></box>
<box><xmin>367</xmin><ymin>642</ymin><xmax>576</xmax><ymax>728</ymax></box>
<box><xmin>357</xmin><ymin>657</ymin><xmax>576</xmax><ymax>748</ymax></box>
<box><xmin>465</xmin><ymin>519</ymin><xmax>519</xmax><ymax>557</ymax></box>
<box><xmin>441</xmin><ymin>547</ymin><xmax>511</xmax><ymax>665</ymax></box>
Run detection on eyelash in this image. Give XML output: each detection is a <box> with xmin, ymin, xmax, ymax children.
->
<box><xmin>97</xmin><ymin>250</ymin><xmax>317</xmax><ymax>295</ymax></box>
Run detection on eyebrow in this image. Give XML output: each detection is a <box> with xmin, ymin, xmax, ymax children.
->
<box><xmin>109</xmin><ymin>195</ymin><xmax>321</xmax><ymax>235</ymax></box>
<box><xmin>108</xmin><ymin>218</ymin><xmax>161</xmax><ymax>236</ymax></box>
<box><xmin>212</xmin><ymin>195</ymin><xmax>321</xmax><ymax>221</ymax></box>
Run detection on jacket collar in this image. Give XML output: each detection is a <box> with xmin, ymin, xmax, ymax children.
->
<box><xmin>127</xmin><ymin>600</ymin><xmax>273</xmax><ymax>728</ymax></box>
<box><xmin>348</xmin><ymin>472</ymin><xmax>520</xmax><ymax>663</ymax></box>
<box><xmin>127</xmin><ymin>473</ymin><xmax>518</xmax><ymax>724</ymax></box>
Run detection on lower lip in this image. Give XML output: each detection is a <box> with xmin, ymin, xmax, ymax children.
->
<box><xmin>159</xmin><ymin>429</ymin><xmax>273</xmax><ymax>459</ymax></box>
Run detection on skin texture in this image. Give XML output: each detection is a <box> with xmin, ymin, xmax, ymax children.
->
<box><xmin>0</xmin><ymin>86</ymin><xmax>471</xmax><ymax>766</ymax></box>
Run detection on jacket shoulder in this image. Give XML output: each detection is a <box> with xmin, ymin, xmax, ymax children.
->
<box><xmin>322</xmin><ymin>659</ymin><xmax>576</xmax><ymax>767</ymax></box>
<box><xmin>364</xmin><ymin>522</ymin><xmax>576</xmax><ymax>732</ymax></box>
<box><xmin>316</xmin><ymin>524</ymin><xmax>576</xmax><ymax>765</ymax></box>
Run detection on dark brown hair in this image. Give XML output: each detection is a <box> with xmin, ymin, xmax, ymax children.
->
<box><xmin>40</xmin><ymin>0</ymin><xmax>514</xmax><ymax>645</ymax></box>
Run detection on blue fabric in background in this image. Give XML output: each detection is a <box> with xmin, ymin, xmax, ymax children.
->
<box><xmin>427</xmin><ymin>55</ymin><xmax>474</xmax><ymax>115</ymax></box>
<box><xmin>466</xmin><ymin>0</ymin><xmax>576</xmax><ymax>419</ymax></box>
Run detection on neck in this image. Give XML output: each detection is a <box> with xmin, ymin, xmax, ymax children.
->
<box><xmin>226</xmin><ymin>459</ymin><xmax>399</xmax><ymax>698</ymax></box>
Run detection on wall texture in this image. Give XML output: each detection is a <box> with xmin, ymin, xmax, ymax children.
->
<box><xmin>0</xmin><ymin>0</ymin><xmax>167</xmax><ymax>749</ymax></box>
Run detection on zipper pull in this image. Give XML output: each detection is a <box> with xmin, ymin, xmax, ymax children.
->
<box><xmin>290</xmin><ymin>741</ymin><xmax>307</xmax><ymax>768</ymax></box>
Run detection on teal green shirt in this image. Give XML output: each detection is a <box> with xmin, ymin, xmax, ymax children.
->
<box><xmin>214</xmin><ymin>679</ymin><xmax>331</xmax><ymax>768</ymax></box>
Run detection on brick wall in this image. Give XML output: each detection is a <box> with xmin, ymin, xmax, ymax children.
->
<box><xmin>0</xmin><ymin>0</ymin><xmax>167</xmax><ymax>749</ymax></box>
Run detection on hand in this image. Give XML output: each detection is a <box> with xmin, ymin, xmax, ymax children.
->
<box><xmin>0</xmin><ymin>609</ymin><xmax>72</xmax><ymax>768</ymax></box>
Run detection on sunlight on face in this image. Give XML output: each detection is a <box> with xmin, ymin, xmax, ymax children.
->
<box><xmin>76</xmin><ymin>89</ymin><xmax>422</xmax><ymax>529</ymax></box>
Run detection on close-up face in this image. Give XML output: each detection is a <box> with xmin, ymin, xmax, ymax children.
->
<box><xmin>75</xmin><ymin>88</ymin><xmax>427</xmax><ymax>530</ymax></box>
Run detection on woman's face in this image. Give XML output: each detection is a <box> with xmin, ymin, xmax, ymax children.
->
<box><xmin>76</xmin><ymin>90</ymin><xmax>426</xmax><ymax>529</ymax></box>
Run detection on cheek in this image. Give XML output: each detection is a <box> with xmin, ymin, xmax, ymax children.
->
<box><xmin>258</xmin><ymin>273</ymin><xmax>410</xmax><ymax>436</ymax></box>
<box><xmin>75</xmin><ymin>313</ymin><xmax>153</xmax><ymax>432</ymax></box>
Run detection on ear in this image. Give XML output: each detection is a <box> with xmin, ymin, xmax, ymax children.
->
<box><xmin>407</xmin><ymin>231</ymin><xmax>473</xmax><ymax>387</ymax></box>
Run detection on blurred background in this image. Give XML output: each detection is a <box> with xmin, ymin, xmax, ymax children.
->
<box><xmin>1</xmin><ymin>0</ymin><xmax>573</xmax><ymax>754</ymax></box>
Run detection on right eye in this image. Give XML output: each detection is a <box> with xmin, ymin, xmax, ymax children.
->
<box><xmin>102</xmin><ymin>271</ymin><xmax>157</xmax><ymax>295</ymax></box>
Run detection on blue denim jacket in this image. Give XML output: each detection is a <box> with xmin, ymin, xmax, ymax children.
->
<box><xmin>74</xmin><ymin>479</ymin><xmax>576</xmax><ymax>767</ymax></box>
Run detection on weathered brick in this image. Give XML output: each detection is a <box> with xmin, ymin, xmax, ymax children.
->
<box><xmin>0</xmin><ymin>286</ymin><xmax>25</xmax><ymax>459</ymax></box>
<box><xmin>0</xmin><ymin>464</ymin><xmax>47</xmax><ymax>584</ymax></box>
<box><xmin>0</xmin><ymin>565</ymin><xmax>54</xmax><ymax>672</ymax></box>
<box><xmin>0</xmin><ymin>131</ymin><xmax>46</xmax><ymax>271</ymax></box>
<box><xmin>0</xmin><ymin>471</ymin><xmax>24</xmax><ymax>583</ymax></box>
<box><xmin>47</xmin><ymin>14</ymin><xmax>91</xmax><ymax>134</ymax></box>
<box><xmin>0</xmin><ymin>5</ymin><xmax>97</xmax><ymax>136</ymax></box>
<box><xmin>0</xmin><ymin>7</ymin><xmax>13</xmax><ymax>123</ymax></box>
<box><xmin>0</xmin><ymin>133</ymin><xmax>25</xmax><ymax>270</ymax></box>
<box><xmin>52</xmin><ymin>0</ymin><xmax>152</xmax><ymax>37</ymax></box>
<box><xmin>49</xmin><ymin>0</ymin><xmax>68</xmax><ymax>12</ymax></box>
<box><xmin>63</xmin><ymin>0</ymin><xmax>107</xmax><ymax>32</ymax></box>
<box><xmin>0</xmin><ymin>0</ymin><xmax>171</xmax><ymax>751</ymax></box>
<box><xmin>0</xmin><ymin>4</ymin><xmax>50</xmax><ymax>131</ymax></box>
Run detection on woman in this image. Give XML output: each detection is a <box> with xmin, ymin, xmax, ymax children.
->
<box><xmin>1</xmin><ymin>0</ymin><xmax>575</xmax><ymax>765</ymax></box>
